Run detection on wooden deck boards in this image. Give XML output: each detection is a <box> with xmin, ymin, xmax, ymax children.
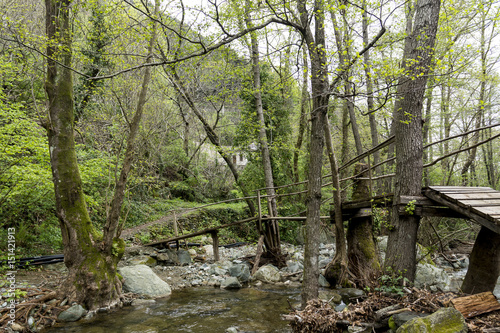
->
<box><xmin>425</xmin><ymin>186</ymin><xmax>500</xmax><ymax>234</ymax></box>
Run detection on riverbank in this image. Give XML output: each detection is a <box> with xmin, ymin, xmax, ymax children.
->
<box><xmin>2</xmin><ymin>239</ymin><xmax>499</xmax><ymax>332</ymax></box>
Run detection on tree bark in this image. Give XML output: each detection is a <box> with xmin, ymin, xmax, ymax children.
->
<box><xmin>385</xmin><ymin>0</ymin><xmax>441</xmax><ymax>283</ymax></box>
<box><xmin>245</xmin><ymin>1</ymin><xmax>281</xmax><ymax>257</ymax></box>
<box><xmin>346</xmin><ymin>164</ymin><xmax>381</xmax><ymax>287</ymax></box>
<box><xmin>461</xmin><ymin>226</ymin><xmax>500</xmax><ymax>294</ymax></box>
<box><xmin>323</xmin><ymin>115</ymin><xmax>349</xmax><ymax>286</ymax></box>
<box><xmin>297</xmin><ymin>0</ymin><xmax>329</xmax><ymax>308</ymax></box>
<box><xmin>362</xmin><ymin>0</ymin><xmax>380</xmax><ymax>175</ymax></box>
<box><xmin>293</xmin><ymin>47</ymin><xmax>310</xmax><ymax>185</ymax></box>
<box><xmin>44</xmin><ymin>0</ymin><xmax>124</xmax><ymax>310</ymax></box>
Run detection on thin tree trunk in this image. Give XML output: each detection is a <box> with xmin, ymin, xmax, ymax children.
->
<box><xmin>385</xmin><ymin>0</ymin><xmax>441</xmax><ymax>283</ymax></box>
<box><xmin>245</xmin><ymin>1</ymin><xmax>280</xmax><ymax>256</ymax></box>
<box><xmin>293</xmin><ymin>47</ymin><xmax>310</xmax><ymax>184</ymax></box>
<box><xmin>104</xmin><ymin>0</ymin><xmax>159</xmax><ymax>246</ymax></box>
<box><xmin>362</xmin><ymin>0</ymin><xmax>380</xmax><ymax>174</ymax></box>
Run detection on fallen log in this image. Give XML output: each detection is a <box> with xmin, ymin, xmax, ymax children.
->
<box><xmin>451</xmin><ymin>292</ymin><xmax>500</xmax><ymax>318</ymax></box>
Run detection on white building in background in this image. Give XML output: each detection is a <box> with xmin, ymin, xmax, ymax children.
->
<box><xmin>198</xmin><ymin>142</ymin><xmax>259</xmax><ymax>168</ymax></box>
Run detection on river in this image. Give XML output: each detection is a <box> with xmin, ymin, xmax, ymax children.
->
<box><xmin>46</xmin><ymin>286</ymin><xmax>300</xmax><ymax>333</ymax></box>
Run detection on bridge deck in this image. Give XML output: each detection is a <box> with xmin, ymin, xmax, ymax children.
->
<box><xmin>423</xmin><ymin>186</ymin><xmax>500</xmax><ymax>234</ymax></box>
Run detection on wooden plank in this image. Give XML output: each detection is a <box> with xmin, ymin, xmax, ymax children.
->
<box><xmin>424</xmin><ymin>189</ymin><xmax>500</xmax><ymax>234</ymax></box>
<box><xmin>460</xmin><ymin>199</ymin><xmax>500</xmax><ymax>205</ymax></box>
<box><xmin>450</xmin><ymin>291</ymin><xmax>500</xmax><ymax>318</ymax></box>
<box><xmin>444</xmin><ymin>193</ymin><xmax>500</xmax><ymax>200</ymax></box>
<box><xmin>471</xmin><ymin>206</ymin><xmax>500</xmax><ymax>216</ymax></box>
<box><xmin>429</xmin><ymin>186</ymin><xmax>493</xmax><ymax>191</ymax></box>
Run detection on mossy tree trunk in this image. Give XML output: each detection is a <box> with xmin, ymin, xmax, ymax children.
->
<box><xmin>346</xmin><ymin>164</ymin><xmax>380</xmax><ymax>287</ymax></box>
<box><xmin>44</xmin><ymin>0</ymin><xmax>158</xmax><ymax>310</ymax></box>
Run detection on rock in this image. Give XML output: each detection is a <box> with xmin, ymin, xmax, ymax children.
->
<box><xmin>337</xmin><ymin>288</ymin><xmax>365</xmax><ymax>303</ymax></box>
<box><xmin>177</xmin><ymin>250</ymin><xmax>192</xmax><ymax>266</ymax></box>
<box><xmin>226</xmin><ymin>327</ymin><xmax>239</xmax><ymax>333</ymax></box>
<box><xmin>229</xmin><ymin>264</ymin><xmax>250</xmax><ymax>283</ymax></box>
<box><xmin>285</xmin><ymin>260</ymin><xmax>303</xmax><ymax>274</ymax></box>
<box><xmin>348</xmin><ymin>326</ymin><xmax>371</xmax><ymax>333</ymax></box>
<box><xmin>128</xmin><ymin>255</ymin><xmax>157</xmax><ymax>267</ymax></box>
<box><xmin>156</xmin><ymin>249</ymin><xmax>191</xmax><ymax>266</ymax></box>
<box><xmin>396</xmin><ymin>307</ymin><xmax>467</xmax><ymax>333</ymax></box>
<box><xmin>390</xmin><ymin>311</ymin><xmax>427</xmax><ymax>329</ymax></box>
<box><xmin>131</xmin><ymin>299</ymin><xmax>156</xmax><ymax>306</ymax></box>
<box><xmin>318</xmin><ymin>274</ymin><xmax>331</xmax><ymax>287</ymax></box>
<box><xmin>414</xmin><ymin>263</ymin><xmax>451</xmax><ymax>292</ymax></box>
<box><xmin>203</xmin><ymin>245</ymin><xmax>214</xmax><ymax>256</ymax></box>
<box><xmin>319</xmin><ymin>290</ymin><xmax>342</xmax><ymax>304</ymax></box>
<box><xmin>221</xmin><ymin>277</ymin><xmax>242</xmax><ymax>289</ymax></box>
<box><xmin>253</xmin><ymin>264</ymin><xmax>281</xmax><ymax>283</ymax></box>
<box><xmin>57</xmin><ymin>304</ymin><xmax>87</xmax><ymax>322</ymax></box>
<box><xmin>210</xmin><ymin>265</ymin><xmax>228</xmax><ymax>276</ymax></box>
<box><xmin>119</xmin><ymin>265</ymin><xmax>172</xmax><ymax>297</ymax></box>
<box><xmin>10</xmin><ymin>323</ymin><xmax>24</xmax><ymax>332</ymax></box>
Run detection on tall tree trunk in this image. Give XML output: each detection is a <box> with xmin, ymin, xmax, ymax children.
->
<box><xmin>293</xmin><ymin>47</ymin><xmax>310</xmax><ymax>184</ymax></box>
<box><xmin>362</xmin><ymin>0</ymin><xmax>380</xmax><ymax>175</ymax></box>
<box><xmin>297</xmin><ymin>0</ymin><xmax>329</xmax><ymax>308</ymax></box>
<box><xmin>44</xmin><ymin>0</ymin><xmax>126</xmax><ymax>310</ymax></box>
<box><xmin>386</xmin><ymin>0</ymin><xmax>416</xmax><ymax>193</ymax></box>
<box><xmin>245</xmin><ymin>1</ymin><xmax>280</xmax><ymax>257</ymax></box>
<box><xmin>385</xmin><ymin>0</ymin><xmax>441</xmax><ymax>282</ymax></box>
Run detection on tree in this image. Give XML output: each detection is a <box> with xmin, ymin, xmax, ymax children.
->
<box><xmin>384</xmin><ymin>0</ymin><xmax>441</xmax><ymax>282</ymax></box>
<box><xmin>43</xmin><ymin>0</ymin><xmax>159</xmax><ymax>309</ymax></box>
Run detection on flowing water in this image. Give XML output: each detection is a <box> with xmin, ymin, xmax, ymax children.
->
<box><xmin>46</xmin><ymin>286</ymin><xmax>300</xmax><ymax>333</ymax></box>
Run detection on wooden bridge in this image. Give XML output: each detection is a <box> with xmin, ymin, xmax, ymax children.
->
<box><xmin>342</xmin><ymin>186</ymin><xmax>500</xmax><ymax>235</ymax></box>
<box><xmin>142</xmin><ymin>123</ymin><xmax>500</xmax><ymax>266</ymax></box>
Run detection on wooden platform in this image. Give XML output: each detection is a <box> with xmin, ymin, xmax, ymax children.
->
<box><xmin>339</xmin><ymin>186</ymin><xmax>500</xmax><ymax>234</ymax></box>
<box><xmin>423</xmin><ymin>186</ymin><xmax>500</xmax><ymax>234</ymax></box>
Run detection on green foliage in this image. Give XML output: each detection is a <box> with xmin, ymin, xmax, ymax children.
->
<box><xmin>375</xmin><ymin>267</ymin><xmax>410</xmax><ymax>296</ymax></box>
<box><xmin>405</xmin><ymin>200</ymin><xmax>416</xmax><ymax>215</ymax></box>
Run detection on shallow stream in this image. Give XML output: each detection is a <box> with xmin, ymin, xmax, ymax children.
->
<box><xmin>46</xmin><ymin>286</ymin><xmax>300</xmax><ymax>333</ymax></box>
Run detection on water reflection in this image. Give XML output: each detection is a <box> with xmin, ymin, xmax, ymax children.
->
<box><xmin>46</xmin><ymin>286</ymin><xmax>299</xmax><ymax>333</ymax></box>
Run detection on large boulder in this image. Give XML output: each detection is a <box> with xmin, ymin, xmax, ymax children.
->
<box><xmin>414</xmin><ymin>263</ymin><xmax>451</xmax><ymax>292</ymax></box>
<box><xmin>253</xmin><ymin>264</ymin><xmax>281</xmax><ymax>283</ymax></box>
<box><xmin>119</xmin><ymin>265</ymin><xmax>171</xmax><ymax>297</ymax></box>
<box><xmin>396</xmin><ymin>307</ymin><xmax>467</xmax><ymax>333</ymax></box>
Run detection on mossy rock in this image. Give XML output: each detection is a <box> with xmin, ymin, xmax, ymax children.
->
<box><xmin>396</xmin><ymin>307</ymin><xmax>467</xmax><ymax>333</ymax></box>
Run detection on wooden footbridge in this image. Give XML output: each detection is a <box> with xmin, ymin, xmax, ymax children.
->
<box><xmin>144</xmin><ymin>123</ymin><xmax>500</xmax><ymax>263</ymax></box>
<box><xmin>342</xmin><ymin>186</ymin><xmax>500</xmax><ymax>235</ymax></box>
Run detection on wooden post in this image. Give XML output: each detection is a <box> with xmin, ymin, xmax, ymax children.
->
<box><xmin>257</xmin><ymin>190</ymin><xmax>262</xmax><ymax>233</ymax></box>
<box><xmin>252</xmin><ymin>234</ymin><xmax>265</xmax><ymax>275</ymax></box>
<box><xmin>211</xmin><ymin>231</ymin><xmax>220</xmax><ymax>262</ymax></box>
